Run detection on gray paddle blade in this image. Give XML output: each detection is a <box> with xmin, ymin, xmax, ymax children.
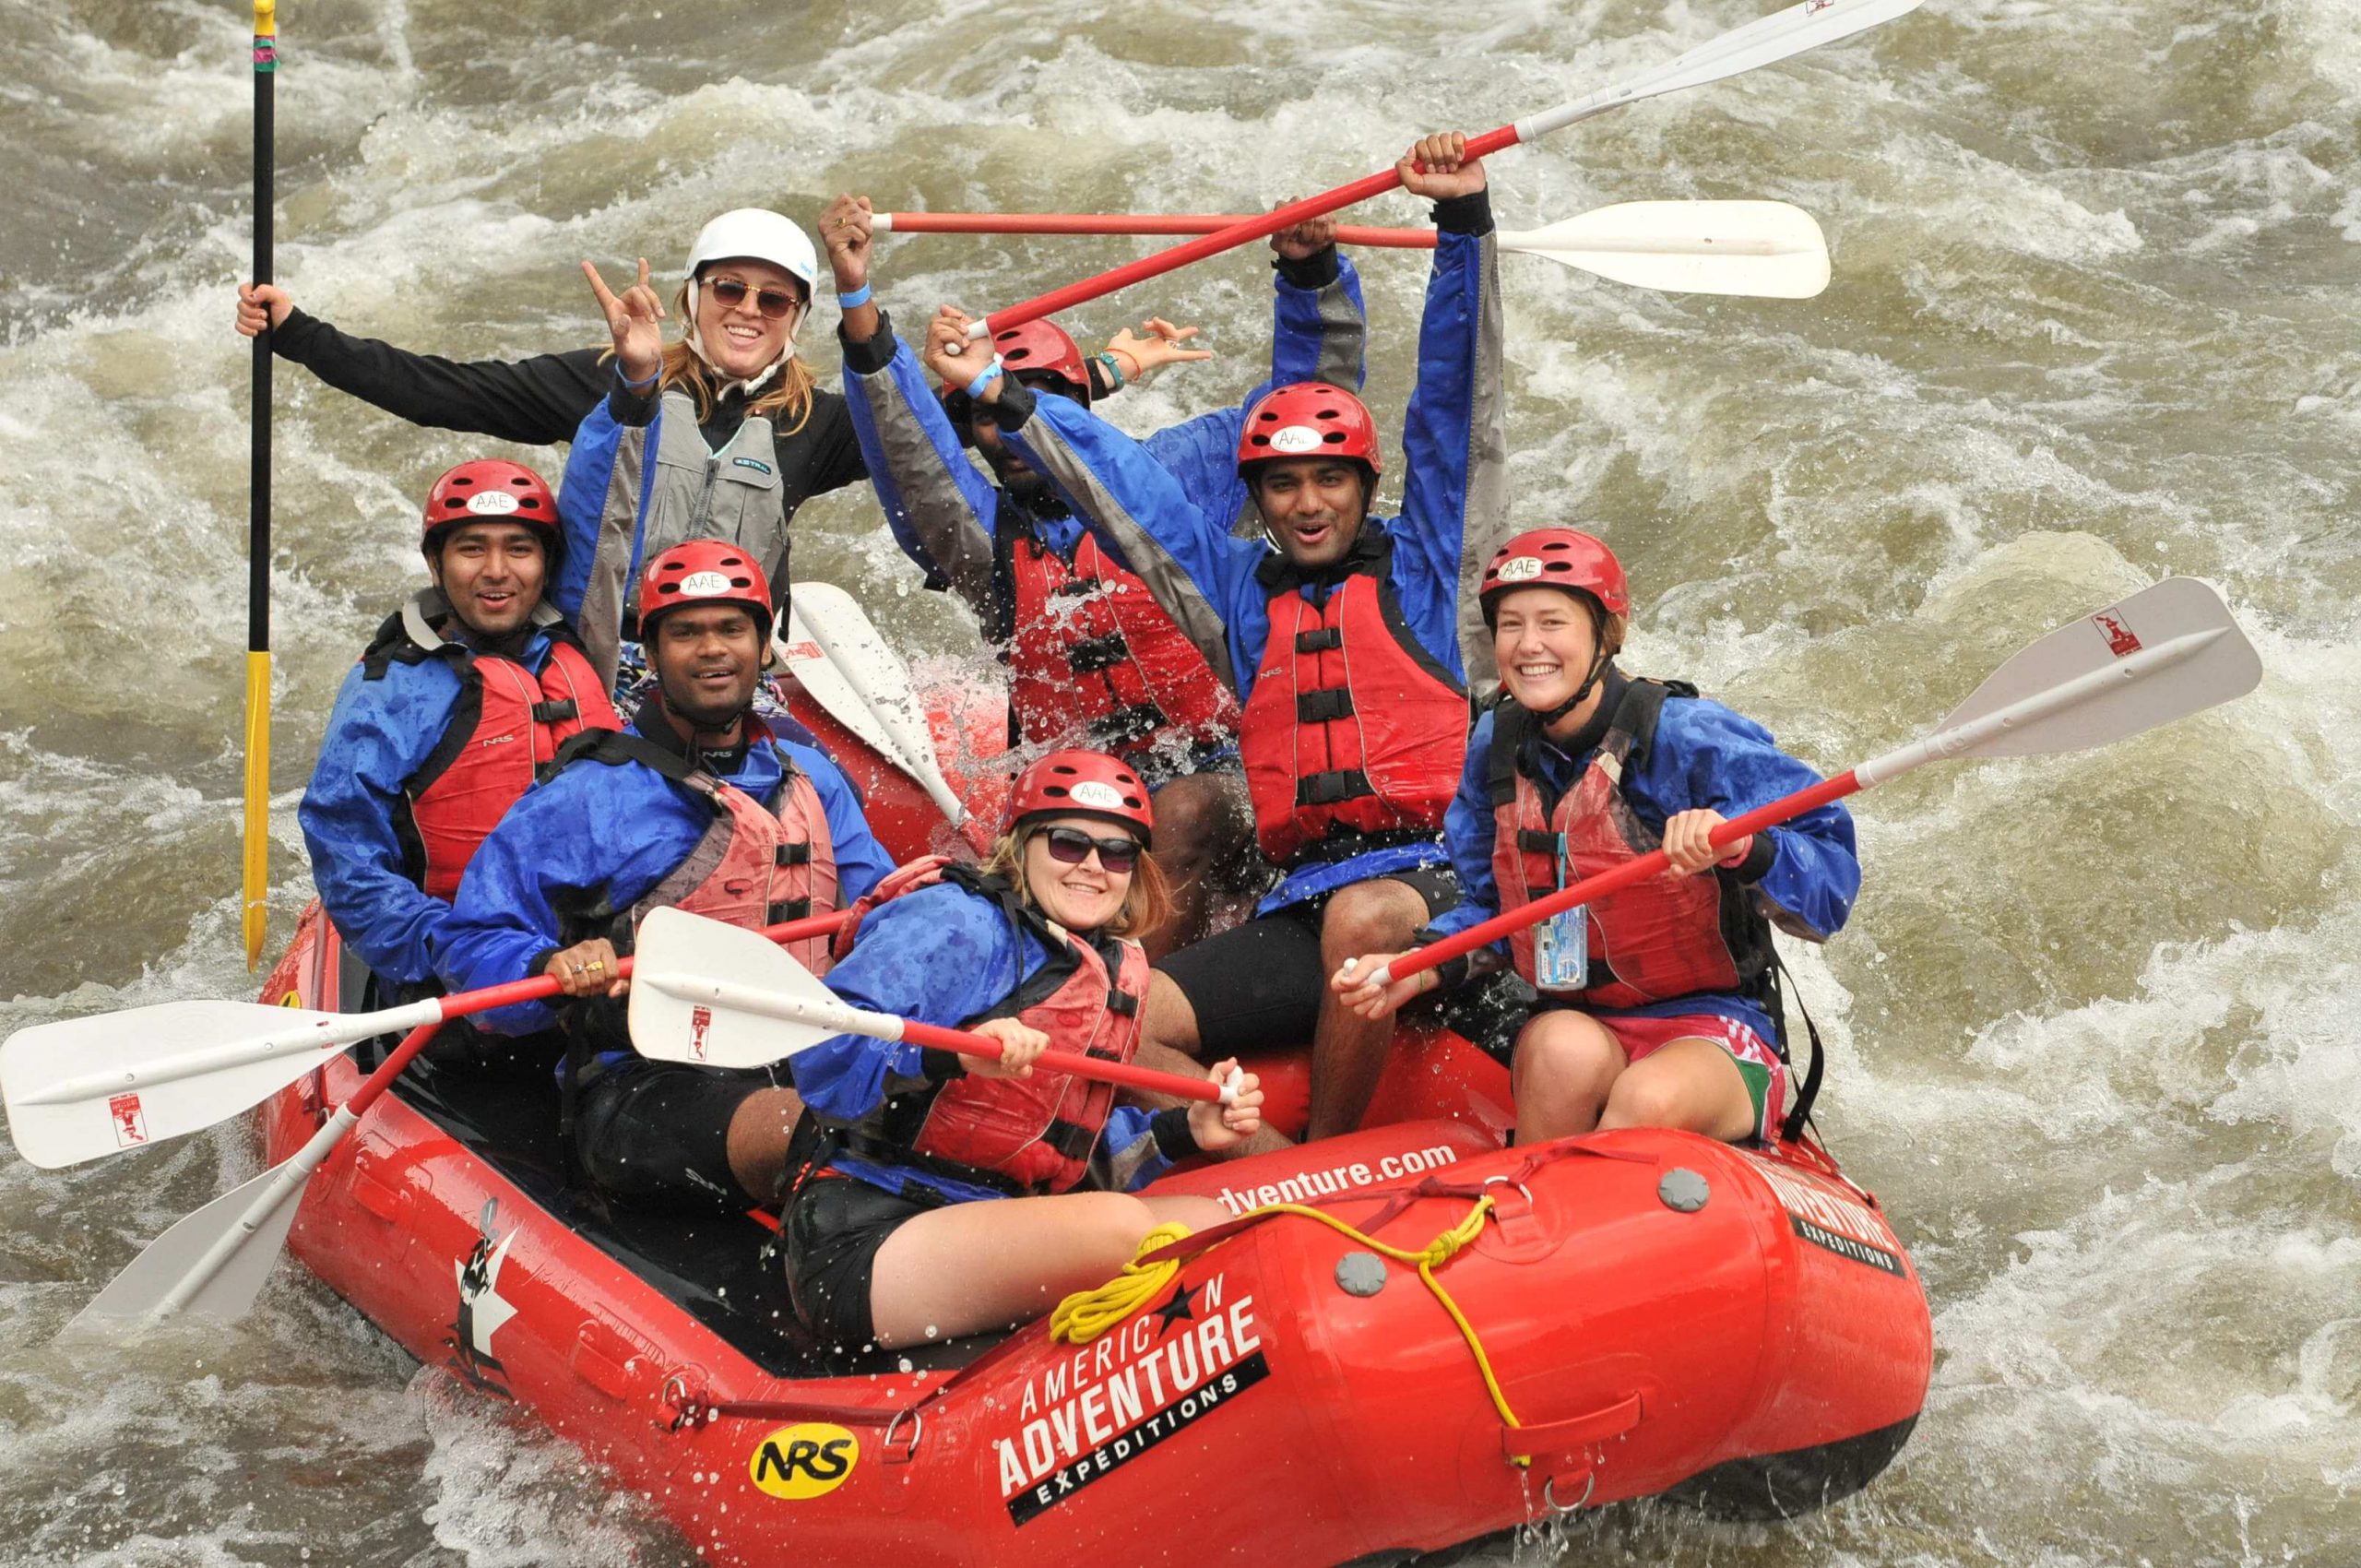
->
<box><xmin>65</xmin><ymin>1163</ymin><xmax>305</xmax><ymax>1334</ymax></box>
<box><xmin>1936</xmin><ymin>576</ymin><xmax>2262</xmax><ymax>760</ymax></box>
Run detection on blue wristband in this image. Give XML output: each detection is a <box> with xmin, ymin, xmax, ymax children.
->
<box><xmin>619</xmin><ymin>365</ymin><xmax>659</xmax><ymax>393</ymax></box>
<box><xmin>965</xmin><ymin>355</ymin><xmax>1005</xmax><ymax>398</ymax></box>
<box><xmin>836</xmin><ymin>281</ymin><xmax>872</xmax><ymax>309</ymax></box>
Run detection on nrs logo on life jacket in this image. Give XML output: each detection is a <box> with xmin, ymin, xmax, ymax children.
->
<box><xmin>749</xmin><ymin>1423</ymin><xmax>860</xmax><ymax>1500</ymax></box>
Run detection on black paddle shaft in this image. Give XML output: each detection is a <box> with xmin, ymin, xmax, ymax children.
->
<box><xmin>249</xmin><ymin>15</ymin><xmax>273</xmax><ymax>656</ymax></box>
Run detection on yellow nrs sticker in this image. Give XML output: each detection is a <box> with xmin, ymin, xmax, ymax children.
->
<box><xmin>749</xmin><ymin>1422</ymin><xmax>860</xmax><ymax>1500</ymax></box>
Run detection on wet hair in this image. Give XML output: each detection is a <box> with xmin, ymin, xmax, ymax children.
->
<box><xmin>981</xmin><ymin>824</ymin><xmax>1171</xmax><ymax>942</ymax></box>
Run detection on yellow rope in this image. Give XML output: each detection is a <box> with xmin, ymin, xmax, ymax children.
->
<box><xmin>1049</xmin><ymin>1221</ymin><xmax>1192</xmax><ymax>1345</ymax></box>
<box><xmin>1049</xmin><ymin>1195</ymin><xmax>1533</xmax><ymax>1462</ymax></box>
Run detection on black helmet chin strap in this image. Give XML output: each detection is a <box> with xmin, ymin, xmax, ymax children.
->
<box><xmin>1536</xmin><ymin>649</ymin><xmax>1612</xmax><ymax>727</ymax></box>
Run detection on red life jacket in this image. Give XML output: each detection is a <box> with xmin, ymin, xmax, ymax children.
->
<box><xmin>1487</xmin><ymin>679</ymin><xmax>1773</xmax><ymax>1009</ymax></box>
<box><xmin>1240</xmin><ymin>539</ymin><xmax>1468</xmax><ymax>864</ymax></box>
<box><xmin>556</xmin><ymin>723</ymin><xmax>842</xmax><ymax>975</ymax></box>
<box><xmin>366</xmin><ymin>594</ymin><xmax>622</xmax><ymax>902</ymax></box>
<box><xmin>842</xmin><ymin>868</ymin><xmax>1150</xmax><ymax>1198</ymax></box>
<box><xmin>1004</xmin><ymin>529</ymin><xmax>1238</xmax><ymax>757</ymax></box>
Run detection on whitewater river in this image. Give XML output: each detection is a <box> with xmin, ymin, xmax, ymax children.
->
<box><xmin>2</xmin><ymin>0</ymin><xmax>2355</xmax><ymax>1563</ymax></box>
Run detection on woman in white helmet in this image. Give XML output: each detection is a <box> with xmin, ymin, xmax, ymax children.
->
<box><xmin>236</xmin><ymin>208</ymin><xmax>858</xmax><ymax>691</ymax></box>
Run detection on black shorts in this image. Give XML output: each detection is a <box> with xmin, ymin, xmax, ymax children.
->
<box><xmin>1153</xmin><ymin>863</ymin><xmax>1459</xmax><ymax>1057</ymax></box>
<box><xmin>781</xmin><ymin>1174</ymin><xmax>932</xmax><ymax>1350</ymax></box>
<box><xmin>571</xmin><ymin>1059</ymin><xmax>772</xmax><ymax>1210</ymax></box>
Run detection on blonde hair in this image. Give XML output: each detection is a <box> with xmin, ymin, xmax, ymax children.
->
<box><xmin>599</xmin><ymin>278</ymin><xmax>818</xmax><ymax>433</ymax></box>
<box><xmin>982</xmin><ymin>825</ymin><xmax>1172</xmax><ymax>944</ymax></box>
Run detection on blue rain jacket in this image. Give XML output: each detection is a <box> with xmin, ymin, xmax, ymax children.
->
<box><xmin>434</xmin><ymin>713</ymin><xmax>894</xmax><ymax>1035</ymax></box>
<box><xmin>997</xmin><ymin>194</ymin><xmax>1505</xmax><ymax>910</ymax></box>
<box><xmin>790</xmin><ymin>880</ymin><xmax>1178</xmax><ymax>1204</ymax></box>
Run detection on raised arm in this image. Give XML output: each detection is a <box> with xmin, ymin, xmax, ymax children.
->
<box><xmin>1389</xmin><ymin>134</ymin><xmax>1507</xmax><ymax>688</ymax></box>
<box><xmin>236</xmin><ymin>283</ymin><xmax>605</xmax><ymax>445</ymax></box>
<box><xmin>1143</xmin><ymin>219</ymin><xmax>1369</xmax><ymax>531</ymax></box>
<box><xmin>983</xmin><ymin>367</ymin><xmax>1263</xmax><ymax>697</ymax></box>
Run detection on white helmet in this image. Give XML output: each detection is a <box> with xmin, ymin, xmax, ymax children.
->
<box><xmin>682</xmin><ymin>208</ymin><xmax>821</xmax><ymax>392</ymax></box>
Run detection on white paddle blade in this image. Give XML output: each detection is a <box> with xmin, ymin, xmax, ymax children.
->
<box><xmin>628</xmin><ymin>908</ymin><xmax>840</xmax><ymax>1069</ymax></box>
<box><xmin>65</xmin><ymin>1162</ymin><xmax>304</xmax><ymax>1331</ymax></box>
<box><xmin>1932</xmin><ymin>577</ymin><xmax>2261</xmax><ymax>762</ymax></box>
<box><xmin>1508</xmin><ymin>201</ymin><xmax>1829</xmax><ymax>298</ymax></box>
<box><xmin>783</xmin><ymin>576</ymin><xmax>967</xmax><ymax>821</ymax></box>
<box><xmin>1522</xmin><ymin>0</ymin><xmax>1927</xmax><ymax>138</ymax></box>
<box><xmin>2</xmin><ymin>1001</ymin><xmax>359</xmax><ymax>1170</ymax></box>
<box><xmin>777</xmin><ymin>604</ymin><xmax>903</xmax><ymax>764</ymax></box>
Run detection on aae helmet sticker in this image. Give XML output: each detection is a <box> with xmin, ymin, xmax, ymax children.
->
<box><xmin>1069</xmin><ymin>780</ymin><xmax>1125</xmax><ymax>810</ymax></box>
<box><xmin>464</xmin><ymin>489</ymin><xmax>521</xmax><ymax>515</ymax></box>
<box><xmin>1495</xmin><ymin>555</ymin><xmax>1544</xmax><ymax>583</ymax></box>
<box><xmin>679</xmin><ymin>570</ymin><xmax>733</xmax><ymax>597</ymax></box>
<box><xmin>1266</xmin><ymin>425</ymin><xmax>1323</xmax><ymax>455</ymax></box>
<box><xmin>751</xmin><ymin>1423</ymin><xmax>860</xmax><ymax>1500</ymax></box>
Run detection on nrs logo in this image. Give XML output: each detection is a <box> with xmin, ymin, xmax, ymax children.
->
<box><xmin>750</xmin><ymin>1423</ymin><xmax>859</xmax><ymax>1499</ymax></box>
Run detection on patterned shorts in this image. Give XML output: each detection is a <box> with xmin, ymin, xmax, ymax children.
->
<box><xmin>1594</xmin><ymin>1011</ymin><xmax>1786</xmax><ymax>1142</ymax></box>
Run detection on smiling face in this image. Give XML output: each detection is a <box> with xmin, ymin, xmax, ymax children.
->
<box><xmin>1020</xmin><ymin>814</ymin><xmax>1142</xmax><ymax>933</ymax></box>
<box><xmin>649</xmin><ymin>603</ymin><xmax>764</xmax><ymax>730</ymax></box>
<box><xmin>1250</xmin><ymin>457</ymin><xmax>1370</xmax><ymax>569</ymax></box>
<box><xmin>429</xmin><ymin>521</ymin><xmax>548</xmax><ymax>638</ymax></box>
<box><xmin>694</xmin><ymin>257</ymin><xmax>805</xmax><ymax>381</ymax></box>
<box><xmin>1492</xmin><ymin>586</ymin><xmax>1604</xmax><ymax>716</ymax></box>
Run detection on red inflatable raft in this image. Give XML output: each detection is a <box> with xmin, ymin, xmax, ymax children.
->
<box><xmin>254</xmin><ymin>687</ymin><xmax>1931</xmax><ymax>1565</ymax></box>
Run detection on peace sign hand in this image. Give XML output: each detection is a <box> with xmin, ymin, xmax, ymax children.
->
<box><xmin>581</xmin><ymin>256</ymin><xmax>666</xmax><ymax>386</ymax></box>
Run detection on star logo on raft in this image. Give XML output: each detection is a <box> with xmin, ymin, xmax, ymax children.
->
<box><xmin>445</xmin><ymin>1199</ymin><xmax>520</xmax><ymax>1399</ymax></box>
<box><xmin>995</xmin><ymin>1272</ymin><xmax>1269</xmax><ymax>1526</ymax></box>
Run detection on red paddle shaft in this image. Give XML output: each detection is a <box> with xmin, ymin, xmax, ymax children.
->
<box><xmin>974</xmin><ymin>125</ymin><xmax>1520</xmax><ymax>334</ymax></box>
<box><xmin>1376</xmin><ymin>772</ymin><xmax>1861</xmax><ymax>986</ymax></box>
<box><xmin>885</xmin><ymin>211</ymin><xmax>1443</xmax><ymax>251</ymax></box>
<box><xmin>894</xmin><ymin>1017</ymin><xmax>1224</xmax><ymax>1105</ymax></box>
<box><xmin>326</xmin><ymin>909</ymin><xmax>860</xmax><ymax>1122</ymax></box>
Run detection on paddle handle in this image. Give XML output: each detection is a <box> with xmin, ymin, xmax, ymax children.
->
<box><xmin>1372</xmin><ymin>771</ymin><xmax>1864</xmax><ymax>989</ymax></box>
<box><xmin>970</xmin><ymin>123</ymin><xmax>1523</xmax><ymax>337</ymax></box>
<box><xmin>896</xmin><ymin>1018</ymin><xmax>1225</xmax><ymax>1105</ymax></box>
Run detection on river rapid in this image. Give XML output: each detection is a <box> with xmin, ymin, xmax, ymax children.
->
<box><xmin>2</xmin><ymin>1</ymin><xmax>2356</xmax><ymax>1564</ymax></box>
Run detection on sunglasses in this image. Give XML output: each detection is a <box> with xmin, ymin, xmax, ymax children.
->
<box><xmin>1038</xmin><ymin>826</ymin><xmax>1142</xmax><ymax>873</ymax></box>
<box><xmin>704</xmin><ymin>276</ymin><xmax>803</xmax><ymax>321</ymax></box>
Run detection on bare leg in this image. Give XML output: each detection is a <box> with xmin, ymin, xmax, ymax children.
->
<box><xmin>724</xmin><ymin>1086</ymin><xmax>806</xmax><ymax>1202</ymax></box>
<box><xmin>1136</xmin><ymin>773</ymin><xmax>1256</xmax><ymax>959</ymax></box>
<box><xmin>867</xmin><ymin>1189</ymin><xmax>1224</xmax><ymax>1348</ymax></box>
<box><xmin>1307</xmin><ymin>879</ymin><xmax>1430</xmax><ymax>1140</ymax></box>
<box><xmin>1596</xmin><ymin>1037</ymin><xmax>1762</xmax><ymax>1142</ymax></box>
<box><xmin>1509</xmin><ymin>1011</ymin><xmax>1626</xmax><ymax>1143</ymax></box>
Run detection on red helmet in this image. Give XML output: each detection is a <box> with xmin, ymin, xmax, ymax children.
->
<box><xmin>1479</xmin><ymin>528</ymin><xmax>1629</xmax><ymax>628</ymax></box>
<box><xmin>635</xmin><ymin>540</ymin><xmax>775</xmax><ymax>647</ymax></box>
<box><xmin>992</xmin><ymin>319</ymin><xmax>1091</xmax><ymax>398</ymax></box>
<box><xmin>421</xmin><ymin>459</ymin><xmax>558</xmax><ymax>550</ymax></box>
<box><xmin>1236</xmin><ymin>382</ymin><xmax>1382</xmax><ymax>477</ymax></box>
<box><xmin>1006</xmin><ymin>749</ymin><xmax>1155</xmax><ymax>847</ymax></box>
